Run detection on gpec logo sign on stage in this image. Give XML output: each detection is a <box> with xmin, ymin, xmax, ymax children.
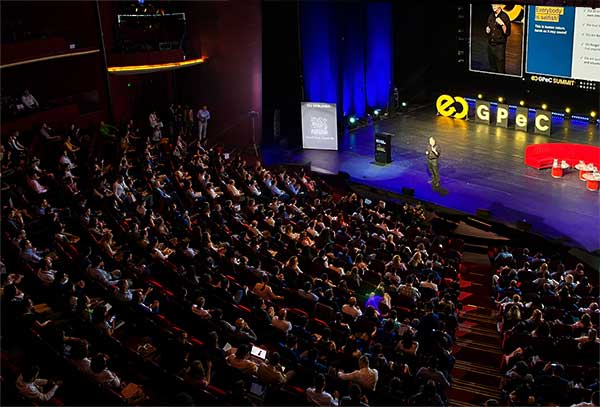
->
<box><xmin>436</xmin><ymin>94</ymin><xmax>552</xmax><ymax>135</ymax></box>
<box><xmin>436</xmin><ymin>95</ymin><xmax>469</xmax><ymax>119</ymax></box>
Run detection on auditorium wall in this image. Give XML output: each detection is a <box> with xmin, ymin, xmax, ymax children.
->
<box><xmin>100</xmin><ymin>0</ymin><xmax>262</xmax><ymax>146</ymax></box>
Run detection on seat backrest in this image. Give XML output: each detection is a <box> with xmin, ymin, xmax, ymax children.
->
<box><xmin>314</xmin><ymin>303</ymin><xmax>335</xmax><ymax>323</ymax></box>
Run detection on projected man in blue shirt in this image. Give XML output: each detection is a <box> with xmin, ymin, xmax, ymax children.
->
<box><xmin>486</xmin><ymin>4</ymin><xmax>511</xmax><ymax>74</ymax></box>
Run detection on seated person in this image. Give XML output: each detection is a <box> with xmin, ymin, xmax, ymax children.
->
<box><xmin>257</xmin><ymin>352</ymin><xmax>290</xmax><ymax>385</ymax></box>
<box><xmin>232</xmin><ymin>318</ymin><xmax>258</xmax><ymax>344</ymax></box>
<box><xmin>90</xmin><ymin>353</ymin><xmax>121</xmax><ymax>389</ymax></box>
<box><xmin>306</xmin><ymin>373</ymin><xmax>338</xmax><ymax>406</ymax></box>
<box><xmin>253</xmin><ymin>275</ymin><xmax>283</xmax><ymax>301</ymax></box>
<box><xmin>342</xmin><ymin>296</ymin><xmax>363</xmax><ymax>319</ymax></box>
<box><xmin>271</xmin><ymin>308</ymin><xmax>292</xmax><ymax>333</ymax></box>
<box><xmin>16</xmin><ymin>365</ymin><xmax>61</xmax><ymax>402</ymax></box>
<box><xmin>183</xmin><ymin>360</ymin><xmax>210</xmax><ymax>389</ymax></box>
<box><xmin>338</xmin><ymin>355</ymin><xmax>378</xmax><ymax>391</ymax></box>
<box><xmin>226</xmin><ymin>344</ymin><xmax>259</xmax><ymax>375</ymax></box>
<box><xmin>191</xmin><ymin>296</ymin><xmax>211</xmax><ymax>319</ymax></box>
<box><xmin>21</xmin><ymin>89</ymin><xmax>39</xmax><ymax>109</ymax></box>
<box><xmin>340</xmin><ymin>384</ymin><xmax>368</xmax><ymax>407</ymax></box>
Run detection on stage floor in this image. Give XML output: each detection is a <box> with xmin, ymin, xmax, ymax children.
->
<box><xmin>263</xmin><ymin>107</ymin><xmax>600</xmax><ymax>252</ymax></box>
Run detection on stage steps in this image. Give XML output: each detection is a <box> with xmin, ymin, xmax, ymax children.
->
<box><xmin>447</xmin><ymin>252</ymin><xmax>503</xmax><ymax>406</ymax></box>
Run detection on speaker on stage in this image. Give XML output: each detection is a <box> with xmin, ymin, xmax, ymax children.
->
<box><xmin>375</xmin><ymin>132</ymin><xmax>393</xmax><ymax>164</ymax></box>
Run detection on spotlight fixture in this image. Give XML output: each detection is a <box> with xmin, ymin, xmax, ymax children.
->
<box><xmin>565</xmin><ymin>107</ymin><xmax>571</xmax><ymax>114</ymax></box>
<box><xmin>401</xmin><ymin>102</ymin><xmax>407</xmax><ymax>107</ymax></box>
<box><xmin>542</xmin><ymin>103</ymin><xmax>548</xmax><ymax>110</ymax></box>
<box><xmin>591</xmin><ymin>111</ymin><xmax>597</xmax><ymax>118</ymax></box>
<box><xmin>348</xmin><ymin>116</ymin><xmax>358</xmax><ymax>125</ymax></box>
<box><xmin>373</xmin><ymin>109</ymin><xmax>381</xmax><ymax>116</ymax></box>
<box><xmin>519</xmin><ymin>100</ymin><xmax>525</xmax><ymax>106</ymax></box>
<box><xmin>498</xmin><ymin>97</ymin><xmax>504</xmax><ymax>103</ymax></box>
<box><xmin>477</xmin><ymin>93</ymin><xmax>483</xmax><ymax>99</ymax></box>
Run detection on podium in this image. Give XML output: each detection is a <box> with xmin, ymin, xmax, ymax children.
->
<box><xmin>375</xmin><ymin>132</ymin><xmax>392</xmax><ymax>164</ymax></box>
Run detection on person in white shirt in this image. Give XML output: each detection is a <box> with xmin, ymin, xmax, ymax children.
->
<box><xmin>197</xmin><ymin>106</ymin><xmax>210</xmax><ymax>144</ymax></box>
<box><xmin>248</xmin><ymin>180</ymin><xmax>262</xmax><ymax>197</ymax></box>
<box><xmin>59</xmin><ymin>151</ymin><xmax>75</xmax><ymax>169</ymax></box>
<box><xmin>16</xmin><ymin>365</ymin><xmax>60</xmax><ymax>402</ymax></box>
<box><xmin>338</xmin><ymin>355</ymin><xmax>378</xmax><ymax>391</ymax></box>
<box><xmin>8</xmin><ymin>131</ymin><xmax>25</xmax><ymax>154</ymax></box>
<box><xmin>271</xmin><ymin>308</ymin><xmax>292</xmax><ymax>333</ymax></box>
<box><xmin>21</xmin><ymin>89</ymin><xmax>39</xmax><ymax>109</ymax></box>
<box><xmin>39</xmin><ymin>123</ymin><xmax>61</xmax><ymax>142</ymax></box>
<box><xmin>36</xmin><ymin>258</ymin><xmax>56</xmax><ymax>286</ymax></box>
<box><xmin>27</xmin><ymin>173</ymin><xmax>48</xmax><ymax>194</ymax></box>
<box><xmin>149</xmin><ymin>111</ymin><xmax>161</xmax><ymax>129</ymax></box>
<box><xmin>191</xmin><ymin>296</ymin><xmax>211</xmax><ymax>319</ymax></box>
<box><xmin>226</xmin><ymin>180</ymin><xmax>244</xmax><ymax>198</ymax></box>
<box><xmin>90</xmin><ymin>353</ymin><xmax>121</xmax><ymax>389</ymax></box>
<box><xmin>342</xmin><ymin>297</ymin><xmax>363</xmax><ymax>319</ymax></box>
<box><xmin>112</xmin><ymin>175</ymin><xmax>128</xmax><ymax>203</ymax></box>
<box><xmin>306</xmin><ymin>373</ymin><xmax>338</xmax><ymax>406</ymax></box>
<box><xmin>205</xmin><ymin>182</ymin><xmax>222</xmax><ymax>199</ymax></box>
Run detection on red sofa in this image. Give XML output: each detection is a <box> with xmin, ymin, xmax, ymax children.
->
<box><xmin>524</xmin><ymin>143</ymin><xmax>600</xmax><ymax>169</ymax></box>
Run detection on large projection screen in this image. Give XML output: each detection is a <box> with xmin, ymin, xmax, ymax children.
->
<box><xmin>469</xmin><ymin>4</ymin><xmax>526</xmax><ymax>77</ymax></box>
<box><xmin>301</xmin><ymin>102</ymin><xmax>338</xmax><ymax>150</ymax></box>
<box><xmin>526</xmin><ymin>6</ymin><xmax>600</xmax><ymax>82</ymax></box>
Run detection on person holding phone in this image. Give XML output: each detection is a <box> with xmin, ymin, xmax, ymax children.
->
<box><xmin>486</xmin><ymin>4</ymin><xmax>511</xmax><ymax>73</ymax></box>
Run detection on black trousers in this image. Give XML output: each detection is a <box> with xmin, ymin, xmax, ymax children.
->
<box><xmin>487</xmin><ymin>43</ymin><xmax>506</xmax><ymax>74</ymax></box>
<box><xmin>428</xmin><ymin>159</ymin><xmax>440</xmax><ymax>188</ymax></box>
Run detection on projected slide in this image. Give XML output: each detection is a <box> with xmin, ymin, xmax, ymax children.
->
<box><xmin>469</xmin><ymin>4</ymin><xmax>526</xmax><ymax>77</ymax></box>
<box><xmin>301</xmin><ymin>102</ymin><xmax>338</xmax><ymax>150</ymax></box>
<box><xmin>526</xmin><ymin>7</ymin><xmax>600</xmax><ymax>82</ymax></box>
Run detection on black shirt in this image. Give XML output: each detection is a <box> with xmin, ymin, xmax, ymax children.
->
<box><xmin>426</xmin><ymin>144</ymin><xmax>441</xmax><ymax>161</ymax></box>
<box><xmin>487</xmin><ymin>10</ymin><xmax>511</xmax><ymax>45</ymax></box>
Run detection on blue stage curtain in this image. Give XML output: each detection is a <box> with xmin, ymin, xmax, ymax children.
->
<box><xmin>341</xmin><ymin>2</ymin><xmax>366</xmax><ymax>117</ymax></box>
<box><xmin>300</xmin><ymin>1</ymin><xmax>392</xmax><ymax>117</ymax></box>
<box><xmin>299</xmin><ymin>2</ymin><xmax>339</xmax><ymax>104</ymax></box>
<box><xmin>366</xmin><ymin>2</ymin><xmax>393</xmax><ymax>110</ymax></box>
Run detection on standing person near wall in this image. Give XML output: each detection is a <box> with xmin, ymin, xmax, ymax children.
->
<box><xmin>197</xmin><ymin>105</ymin><xmax>211</xmax><ymax>146</ymax></box>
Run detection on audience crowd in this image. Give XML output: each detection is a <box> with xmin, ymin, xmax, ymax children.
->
<box><xmin>493</xmin><ymin>246</ymin><xmax>599</xmax><ymax>406</ymax></box>
<box><xmin>1</xmin><ymin>110</ymin><xmax>466</xmax><ymax>406</ymax></box>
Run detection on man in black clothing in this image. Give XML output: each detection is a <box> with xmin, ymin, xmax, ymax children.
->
<box><xmin>426</xmin><ymin>137</ymin><xmax>441</xmax><ymax>190</ymax></box>
<box><xmin>486</xmin><ymin>4</ymin><xmax>511</xmax><ymax>73</ymax></box>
